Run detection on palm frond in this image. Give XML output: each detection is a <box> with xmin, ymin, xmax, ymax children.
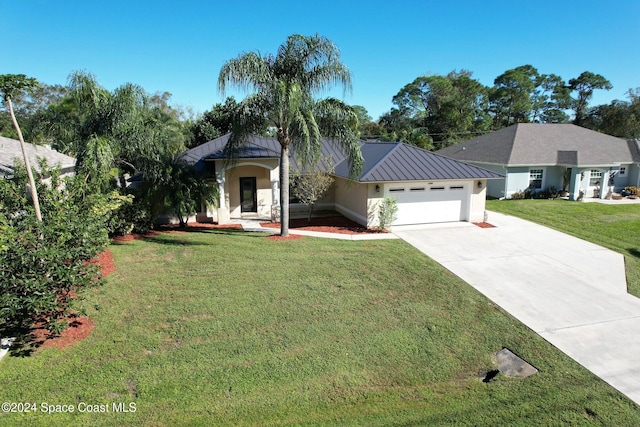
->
<box><xmin>314</xmin><ymin>98</ymin><xmax>363</xmax><ymax>179</ymax></box>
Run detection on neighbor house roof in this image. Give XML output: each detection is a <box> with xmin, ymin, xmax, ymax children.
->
<box><xmin>184</xmin><ymin>134</ymin><xmax>503</xmax><ymax>182</ymax></box>
<box><xmin>436</xmin><ymin>123</ymin><xmax>640</xmax><ymax>167</ymax></box>
<box><xmin>0</xmin><ymin>136</ymin><xmax>76</xmax><ymax>176</ymax></box>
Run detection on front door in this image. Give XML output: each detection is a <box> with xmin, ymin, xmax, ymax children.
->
<box><xmin>240</xmin><ymin>177</ymin><xmax>257</xmax><ymax>213</ymax></box>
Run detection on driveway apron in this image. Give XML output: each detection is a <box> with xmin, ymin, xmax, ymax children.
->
<box><xmin>393</xmin><ymin>212</ymin><xmax>640</xmax><ymax>406</ymax></box>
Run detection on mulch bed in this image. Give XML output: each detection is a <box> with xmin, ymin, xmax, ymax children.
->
<box><xmin>34</xmin><ymin>316</ymin><xmax>95</xmax><ymax>350</ymax></box>
<box><xmin>473</xmin><ymin>222</ymin><xmax>496</xmax><ymax>228</ymax></box>
<box><xmin>261</xmin><ymin>216</ymin><xmax>384</xmax><ymax>235</ymax></box>
<box><xmin>33</xmin><ymin>247</ymin><xmax>116</xmax><ymax>351</ymax></box>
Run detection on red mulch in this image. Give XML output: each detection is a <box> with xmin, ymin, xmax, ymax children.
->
<box><xmin>89</xmin><ymin>248</ymin><xmax>116</xmax><ymax>277</ymax></box>
<box><xmin>261</xmin><ymin>216</ymin><xmax>384</xmax><ymax>235</ymax></box>
<box><xmin>34</xmin><ymin>316</ymin><xmax>95</xmax><ymax>350</ymax></box>
<box><xmin>473</xmin><ymin>222</ymin><xmax>496</xmax><ymax>228</ymax></box>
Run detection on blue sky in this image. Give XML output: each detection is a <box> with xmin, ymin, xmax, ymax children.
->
<box><xmin>5</xmin><ymin>0</ymin><xmax>640</xmax><ymax>121</ymax></box>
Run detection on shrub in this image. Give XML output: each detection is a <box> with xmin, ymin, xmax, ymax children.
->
<box><xmin>0</xmin><ymin>166</ymin><xmax>112</xmax><ymax>338</ymax></box>
<box><xmin>624</xmin><ymin>186</ymin><xmax>639</xmax><ymax>196</ymax></box>
<box><xmin>378</xmin><ymin>197</ymin><xmax>398</xmax><ymax>231</ymax></box>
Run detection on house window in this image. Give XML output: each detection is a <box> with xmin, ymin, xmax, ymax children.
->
<box><xmin>619</xmin><ymin>167</ymin><xmax>627</xmax><ymax>176</ymax></box>
<box><xmin>410</xmin><ymin>187</ymin><xmax>425</xmax><ymax>191</ymax></box>
<box><xmin>389</xmin><ymin>188</ymin><xmax>405</xmax><ymax>192</ymax></box>
<box><xmin>430</xmin><ymin>186</ymin><xmax>445</xmax><ymax>190</ymax></box>
<box><xmin>529</xmin><ymin>169</ymin><xmax>543</xmax><ymax>189</ymax></box>
<box><xmin>589</xmin><ymin>170</ymin><xmax>602</xmax><ymax>186</ymax></box>
<box><xmin>449</xmin><ymin>185</ymin><xmax>464</xmax><ymax>190</ymax></box>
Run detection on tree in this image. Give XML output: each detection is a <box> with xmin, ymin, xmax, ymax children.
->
<box><xmin>141</xmin><ymin>153</ymin><xmax>219</xmax><ymax>227</ymax></box>
<box><xmin>581</xmin><ymin>88</ymin><xmax>640</xmax><ymax>139</ymax></box>
<box><xmin>36</xmin><ymin>71</ymin><xmax>186</xmax><ymax>192</ymax></box>
<box><xmin>569</xmin><ymin>71</ymin><xmax>612</xmax><ymax>125</ymax></box>
<box><xmin>218</xmin><ymin>34</ymin><xmax>364</xmax><ymax>237</ymax></box>
<box><xmin>0</xmin><ymin>74</ymin><xmax>43</xmax><ymax>221</ymax></box>
<box><xmin>186</xmin><ymin>97</ymin><xmax>247</xmax><ymax>148</ymax></box>
<box><xmin>489</xmin><ymin>65</ymin><xmax>539</xmax><ymax>127</ymax></box>
<box><xmin>290</xmin><ymin>160</ymin><xmax>334</xmax><ymax>223</ymax></box>
<box><xmin>392</xmin><ymin>70</ymin><xmax>490</xmax><ymax>146</ymax></box>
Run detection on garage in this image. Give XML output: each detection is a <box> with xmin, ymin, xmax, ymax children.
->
<box><xmin>388</xmin><ymin>182</ymin><xmax>468</xmax><ymax>225</ymax></box>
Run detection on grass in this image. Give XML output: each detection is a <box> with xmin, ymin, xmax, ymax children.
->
<box><xmin>1</xmin><ymin>228</ymin><xmax>639</xmax><ymax>425</ymax></box>
<box><xmin>487</xmin><ymin>199</ymin><xmax>640</xmax><ymax>297</ymax></box>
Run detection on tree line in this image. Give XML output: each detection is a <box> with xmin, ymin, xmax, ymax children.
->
<box><xmin>363</xmin><ymin>66</ymin><xmax>640</xmax><ymax>149</ymax></box>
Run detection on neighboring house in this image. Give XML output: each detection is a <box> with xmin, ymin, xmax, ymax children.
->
<box><xmin>0</xmin><ymin>136</ymin><xmax>76</xmax><ymax>179</ymax></box>
<box><xmin>437</xmin><ymin>124</ymin><xmax>640</xmax><ymax>200</ymax></box>
<box><xmin>182</xmin><ymin>134</ymin><xmax>502</xmax><ymax>227</ymax></box>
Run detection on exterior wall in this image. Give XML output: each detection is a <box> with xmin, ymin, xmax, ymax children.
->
<box><xmin>613</xmin><ymin>164</ymin><xmax>633</xmax><ymax>191</ymax></box>
<box><xmin>223</xmin><ymin>161</ymin><xmax>279</xmax><ymax>219</ymax></box>
<box><xmin>628</xmin><ymin>164</ymin><xmax>640</xmax><ymax>189</ymax></box>
<box><xmin>334</xmin><ymin>177</ymin><xmax>371</xmax><ymax>227</ymax></box>
<box><xmin>469</xmin><ymin>180</ymin><xmax>488</xmax><ymax>222</ymax></box>
<box><xmin>504</xmin><ymin>167</ymin><xmax>533</xmax><ymax>197</ymax></box>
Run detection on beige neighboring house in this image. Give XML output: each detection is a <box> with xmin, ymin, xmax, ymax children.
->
<box><xmin>182</xmin><ymin>134</ymin><xmax>503</xmax><ymax>228</ymax></box>
<box><xmin>0</xmin><ymin>135</ymin><xmax>76</xmax><ymax>178</ymax></box>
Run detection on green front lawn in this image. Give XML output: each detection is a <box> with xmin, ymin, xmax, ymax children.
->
<box><xmin>487</xmin><ymin>199</ymin><xmax>640</xmax><ymax>297</ymax></box>
<box><xmin>1</xmin><ymin>230</ymin><xmax>638</xmax><ymax>425</ymax></box>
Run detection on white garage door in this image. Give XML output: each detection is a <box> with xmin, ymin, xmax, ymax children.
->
<box><xmin>388</xmin><ymin>183</ymin><xmax>468</xmax><ymax>225</ymax></box>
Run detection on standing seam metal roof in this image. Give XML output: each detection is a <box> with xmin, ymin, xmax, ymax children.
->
<box><xmin>182</xmin><ymin>134</ymin><xmax>503</xmax><ymax>182</ymax></box>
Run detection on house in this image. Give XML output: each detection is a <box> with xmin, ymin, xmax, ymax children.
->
<box><xmin>182</xmin><ymin>134</ymin><xmax>502</xmax><ymax>227</ymax></box>
<box><xmin>436</xmin><ymin>124</ymin><xmax>640</xmax><ymax>200</ymax></box>
<box><xmin>0</xmin><ymin>136</ymin><xmax>76</xmax><ymax>178</ymax></box>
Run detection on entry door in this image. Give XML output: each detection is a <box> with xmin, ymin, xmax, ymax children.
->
<box><xmin>240</xmin><ymin>177</ymin><xmax>257</xmax><ymax>213</ymax></box>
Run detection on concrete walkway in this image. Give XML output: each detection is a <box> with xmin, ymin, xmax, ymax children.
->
<box><xmin>235</xmin><ymin>218</ymin><xmax>399</xmax><ymax>241</ymax></box>
<box><xmin>393</xmin><ymin>212</ymin><xmax>640</xmax><ymax>406</ymax></box>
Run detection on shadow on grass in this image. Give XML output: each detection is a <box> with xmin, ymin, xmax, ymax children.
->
<box><xmin>628</xmin><ymin>248</ymin><xmax>640</xmax><ymax>259</ymax></box>
<box><xmin>110</xmin><ymin>228</ymin><xmax>272</xmax><ymax>247</ymax></box>
<box><xmin>1</xmin><ymin>323</ymin><xmax>48</xmax><ymax>357</ymax></box>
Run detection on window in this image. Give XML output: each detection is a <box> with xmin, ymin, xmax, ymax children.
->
<box><xmin>589</xmin><ymin>170</ymin><xmax>602</xmax><ymax>186</ymax></box>
<box><xmin>430</xmin><ymin>186</ymin><xmax>445</xmax><ymax>191</ymax></box>
<box><xmin>389</xmin><ymin>188</ymin><xmax>405</xmax><ymax>192</ymax></box>
<box><xmin>529</xmin><ymin>169</ymin><xmax>543</xmax><ymax>189</ymax></box>
<box><xmin>410</xmin><ymin>187</ymin><xmax>425</xmax><ymax>191</ymax></box>
<box><xmin>620</xmin><ymin>167</ymin><xmax>627</xmax><ymax>176</ymax></box>
<box><xmin>449</xmin><ymin>185</ymin><xmax>464</xmax><ymax>190</ymax></box>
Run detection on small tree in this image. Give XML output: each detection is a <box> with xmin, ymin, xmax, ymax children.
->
<box><xmin>0</xmin><ymin>74</ymin><xmax>43</xmax><ymax>221</ymax></box>
<box><xmin>141</xmin><ymin>153</ymin><xmax>219</xmax><ymax>227</ymax></box>
<box><xmin>378</xmin><ymin>197</ymin><xmax>398</xmax><ymax>231</ymax></box>
<box><xmin>290</xmin><ymin>160</ymin><xmax>334</xmax><ymax>224</ymax></box>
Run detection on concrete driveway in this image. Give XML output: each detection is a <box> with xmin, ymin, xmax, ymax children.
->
<box><xmin>393</xmin><ymin>212</ymin><xmax>640</xmax><ymax>406</ymax></box>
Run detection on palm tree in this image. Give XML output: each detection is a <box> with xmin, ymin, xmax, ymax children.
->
<box><xmin>0</xmin><ymin>74</ymin><xmax>43</xmax><ymax>221</ymax></box>
<box><xmin>218</xmin><ymin>34</ymin><xmax>363</xmax><ymax>236</ymax></box>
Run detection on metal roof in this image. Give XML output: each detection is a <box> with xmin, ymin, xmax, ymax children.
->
<box><xmin>184</xmin><ymin>134</ymin><xmax>503</xmax><ymax>182</ymax></box>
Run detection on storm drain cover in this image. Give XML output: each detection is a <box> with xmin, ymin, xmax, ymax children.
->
<box><xmin>496</xmin><ymin>348</ymin><xmax>538</xmax><ymax>378</ymax></box>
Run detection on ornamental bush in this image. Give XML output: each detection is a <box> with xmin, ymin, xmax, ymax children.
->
<box><xmin>0</xmin><ymin>165</ymin><xmax>114</xmax><ymax>338</ymax></box>
<box><xmin>378</xmin><ymin>197</ymin><xmax>399</xmax><ymax>231</ymax></box>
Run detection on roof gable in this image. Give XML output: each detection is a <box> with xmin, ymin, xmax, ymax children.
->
<box><xmin>436</xmin><ymin>123</ymin><xmax>639</xmax><ymax>166</ymax></box>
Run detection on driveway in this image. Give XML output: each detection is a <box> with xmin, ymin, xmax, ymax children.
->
<box><xmin>393</xmin><ymin>212</ymin><xmax>640</xmax><ymax>406</ymax></box>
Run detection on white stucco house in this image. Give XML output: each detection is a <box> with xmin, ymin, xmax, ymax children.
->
<box><xmin>0</xmin><ymin>135</ymin><xmax>76</xmax><ymax>179</ymax></box>
<box><xmin>181</xmin><ymin>134</ymin><xmax>503</xmax><ymax>228</ymax></box>
<box><xmin>437</xmin><ymin>124</ymin><xmax>640</xmax><ymax>200</ymax></box>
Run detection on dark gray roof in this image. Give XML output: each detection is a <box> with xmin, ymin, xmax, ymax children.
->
<box><xmin>0</xmin><ymin>136</ymin><xmax>76</xmax><ymax>175</ymax></box>
<box><xmin>184</xmin><ymin>133</ymin><xmax>503</xmax><ymax>182</ymax></box>
<box><xmin>436</xmin><ymin>123</ymin><xmax>640</xmax><ymax>166</ymax></box>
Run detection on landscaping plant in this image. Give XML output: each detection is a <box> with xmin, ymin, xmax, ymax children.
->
<box><xmin>0</xmin><ymin>165</ymin><xmax>114</xmax><ymax>338</ymax></box>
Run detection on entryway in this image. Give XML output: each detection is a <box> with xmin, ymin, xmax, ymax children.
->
<box><xmin>240</xmin><ymin>177</ymin><xmax>257</xmax><ymax>213</ymax></box>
